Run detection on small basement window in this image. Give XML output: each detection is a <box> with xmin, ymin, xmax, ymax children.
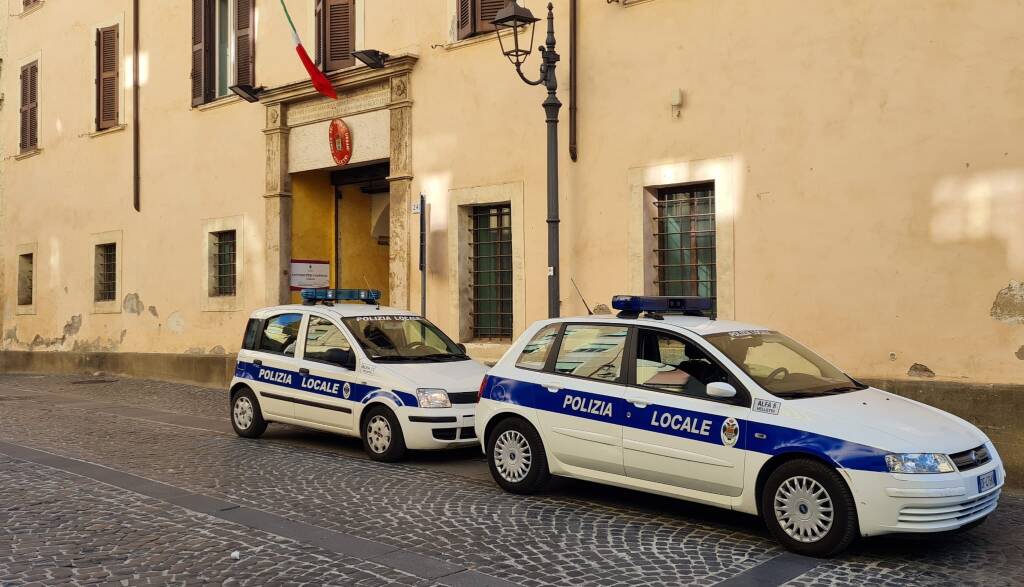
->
<box><xmin>94</xmin><ymin>243</ymin><xmax>117</xmax><ymax>302</ymax></box>
<box><xmin>17</xmin><ymin>253</ymin><xmax>34</xmax><ymax>306</ymax></box>
<box><xmin>210</xmin><ymin>230</ymin><xmax>237</xmax><ymax>297</ymax></box>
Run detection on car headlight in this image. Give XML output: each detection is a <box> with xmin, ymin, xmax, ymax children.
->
<box><xmin>884</xmin><ymin>453</ymin><xmax>956</xmax><ymax>474</ymax></box>
<box><xmin>415</xmin><ymin>388</ymin><xmax>451</xmax><ymax>408</ymax></box>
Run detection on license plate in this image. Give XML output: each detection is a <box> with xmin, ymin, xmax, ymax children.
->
<box><xmin>977</xmin><ymin>470</ymin><xmax>996</xmax><ymax>493</ymax></box>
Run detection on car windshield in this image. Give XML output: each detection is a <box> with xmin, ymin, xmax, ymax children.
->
<box><xmin>704</xmin><ymin>330</ymin><xmax>866</xmax><ymax>398</ymax></box>
<box><xmin>342</xmin><ymin>315</ymin><xmax>469</xmax><ymax>363</ymax></box>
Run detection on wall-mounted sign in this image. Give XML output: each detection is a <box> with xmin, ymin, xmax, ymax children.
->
<box><xmin>289</xmin><ymin>259</ymin><xmax>330</xmax><ymax>290</ymax></box>
<box><xmin>329</xmin><ymin>118</ymin><xmax>353</xmax><ymax>166</ymax></box>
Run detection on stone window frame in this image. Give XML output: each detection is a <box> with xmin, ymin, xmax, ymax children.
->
<box><xmin>201</xmin><ymin>216</ymin><xmax>245</xmax><ymax>312</ymax></box>
<box><xmin>447</xmin><ymin>181</ymin><xmax>526</xmax><ymax>354</ymax></box>
<box><xmin>15</xmin><ymin>242</ymin><xmax>38</xmax><ymax>316</ymax></box>
<box><xmin>91</xmin><ymin>230</ymin><xmax>123</xmax><ymax>314</ymax></box>
<box><xmin>627</xmin><ymin>156</ymin><xmax>738</xmax><ymax>319</ymax></box>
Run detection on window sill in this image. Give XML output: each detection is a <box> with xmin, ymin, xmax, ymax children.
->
<box><xmin>91</xmin><ymin>300</ymin><xmax>122</xmax><ymax>315</ymax></box>
<box><xmin>444</xmin><ymin>30</ymin><xmax>506</xmax><ymax>52</ymax></box>
<box><xmin>202</xmin><ymin>295</ymin><xmax>241</xmax><ymax>312</ymax></box>
<box><xmin>15</xmin><ymin>148</ymin><xmax>42</xmax><ymax>161</ymax></box>
<box><xmin>196</xmin><ymin>94</ymin><xmax>241</xmax><ymax>111</ymax></box>
<box><xmin>15</xmin><ymin>305</ymin><xmax>36</xmax><ymax>316</ymax></box>
<box><xmin>19</xmin><ymin>1</ymin><xmax>43</xmax><ymax>17</ymax></box>
<box><xmin>87</xmin><ymin>124</ymin><xmax>127</xmax><ymax>139</ymax></box>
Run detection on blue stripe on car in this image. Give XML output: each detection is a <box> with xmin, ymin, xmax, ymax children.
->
<box><xmin>482</xmin><ymin>375</ymin><xmax>890</xmax><ymax>473</ymax></box>
<box><xmin>234</xmin><ymin>361</ymin><xmax>418</xmax><ymax>407</ymax></box>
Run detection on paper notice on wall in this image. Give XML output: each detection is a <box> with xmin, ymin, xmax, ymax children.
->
<box><xmin>289</xmin><ymin>260</ymin><xmax>330</xmax><ymax>290</ymax></box>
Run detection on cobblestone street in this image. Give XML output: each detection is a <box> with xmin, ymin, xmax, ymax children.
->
<box><xmin>0</xmin><ymin>374</ymin><xmax>1021</xmax><ymax>586</ymax></box>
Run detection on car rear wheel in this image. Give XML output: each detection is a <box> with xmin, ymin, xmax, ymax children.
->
<box><xmin>362</xmin><ymin>405</ymin><xmax>407</xmax><ymax>462</ymax></box>
<box><xmin>761</xmin><ymin>459</ymin><xmax>858</xmax><ymax>557</ymax></box>
<box><xmin>487</xmin><ymin>417</ymin><xmax>550</xmax><ymax>494</ymax></box>
<box><xmin>231</xmin><ymin>387</ymin><xmax>268</xmax><ymax>438</ymax></box>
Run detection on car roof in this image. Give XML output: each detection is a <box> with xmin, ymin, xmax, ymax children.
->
<box><xmin>251</xmin><ymin>303</ymin><xmax>420</xmax><ymax>320</ymax></box>
<box><xmin>534</xmin><ymin>314</ymin><xmax>771</xmax><ymax>337</ymax></box>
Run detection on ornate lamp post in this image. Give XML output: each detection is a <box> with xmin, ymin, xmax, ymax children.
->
<box><xmin>493</xmin><ymin>2</ymin><xmax>562</xmax><ymax>318</ymax></box>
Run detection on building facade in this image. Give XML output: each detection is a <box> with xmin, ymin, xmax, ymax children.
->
<box><xmin>2</xmin><ymin>0</ymin><xmax>1022</xmax><ymax>395</ymax></box>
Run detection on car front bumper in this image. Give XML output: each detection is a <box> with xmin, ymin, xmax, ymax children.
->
<box><xmin>398</xmin><ymin>404</ymin><xmax>478</xmax><ymax>450</ymax></box>
<box><xmin>847</xmin><ymin>456</ymin><xmax>1005</xmax><ymax>537</ymax></box>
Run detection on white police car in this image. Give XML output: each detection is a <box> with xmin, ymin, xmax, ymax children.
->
<box><xmin>475</xmin><ymin>295</ymin><xmax>1004</xmax><ymax>557</ymax></box>
<box><xmin>229</xmin><ymin>289</ymin><xmax>487</xmax><ymax>461</ymax></box>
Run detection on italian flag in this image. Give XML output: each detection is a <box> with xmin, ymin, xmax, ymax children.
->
<box><xmin>280</xmin><ymin>0</ymin><xmax>338</xmax><ymax>100</ymax></box>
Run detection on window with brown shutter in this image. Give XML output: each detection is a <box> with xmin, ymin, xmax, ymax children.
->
<box><xmin>96</xmin><ymin>25</ymin><xmax>119</xmax><ymax>130</ymax></box>
<box><xmin>20</xmin><ymin>61</ymin><xmax>39</xmax><ymax>152</ymax></box>
<box><xmin>321</xmin><ymin>0</ymin><xmax>355</xmax><ymax>72</ymax></box>
<box><xmin>191</xmin><ymin>0</ymin><xmax>213</xmax><ymax>106</ymax></box>
<box><xmin>234</xmin><ymin>0</ymin><xmax>255</xmax><ymax>88</ymax></box>
<box><xmin>457</xmin><ymin>0</ymin><xmax>511</xmax><ymax>41</ymax></box>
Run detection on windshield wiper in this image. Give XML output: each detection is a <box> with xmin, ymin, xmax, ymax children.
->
<box><xmin>818</xmin><ymin>385</ymin><xmax>867</xmax><ymax>395</ymax></box>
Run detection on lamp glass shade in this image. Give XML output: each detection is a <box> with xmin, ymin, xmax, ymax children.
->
<box><xmin>494</xmin><ymin>2</ymin><xmax>538</xmax><ymax>67</ymax></box>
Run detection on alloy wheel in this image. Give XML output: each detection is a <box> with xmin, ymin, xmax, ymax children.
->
<box><xmin>774</xmin><ymin>475</ymin><xmax>835</xmax><ymax>543</ymax></box>
<box><xmin>493</xmin><ymin>429</ymin><xmax>532</xmax><ymax>483</ymax></box>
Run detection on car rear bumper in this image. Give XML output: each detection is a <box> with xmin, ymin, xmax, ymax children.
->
<box><xmin>848</xmin><ymin>456</ymin><xmax>1005</xmax><ymax>536</ymax></box>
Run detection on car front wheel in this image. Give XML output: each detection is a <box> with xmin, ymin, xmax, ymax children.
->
<box><xmin>761</xmin><ymin>459</ymin><xmax>858</xmax><ymax>557</ymax></box>
<box><xmin>361</xmin><ymin>405</ymin><xmax>407</xmax><ymax>462</ymax></box>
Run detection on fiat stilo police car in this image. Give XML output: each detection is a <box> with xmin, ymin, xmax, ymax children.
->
<box><xmin>475</xmin><ymin>295</ymin><xmax>1004</xmax><ymax>557</ymax></box>
<box><xmin>229</xmin><ymin>289</ymin><xmax>487</xmax><ymax>461</ymax></box>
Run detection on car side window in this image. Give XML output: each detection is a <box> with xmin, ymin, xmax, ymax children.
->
<box><xmin>515</xmin><ymin>324</ymin><xmax>560</xmax><ymax>370</ymax></box>
<box><xmin>303</xmin><ymin>316</ymin><xmax>352</xmax><ymax>364</ymax></box>
<box><xmin>257</xmin><ymin>313</ymin><xmax>303</xmax><ymax>357</ymax></box>
<box><xmin>635</xmin><ymin>329</ymin><xmax>730</xmax><ymax>399</ymax></box>
<box><xmin>552</xmin><ymin>324</ymin><xmax>629</xmax><ymax>383</ymax></box>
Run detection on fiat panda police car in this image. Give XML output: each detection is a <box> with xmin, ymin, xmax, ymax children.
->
<box><xmin>475</xmin><ymin>295</ymin><xmax>1004</xmax><ymax>557</ymax></box>
<box><xmin>229</xmin><ymin>289</ymin><xmax>487</xmax><ymax>461</ymax></box>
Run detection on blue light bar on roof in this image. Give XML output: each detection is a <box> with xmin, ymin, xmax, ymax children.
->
<box><xmin>611</xmin><ymin>295</ymin><xmax>713</xmax><ymax>314</ymax></box>
<box><xmin>300</xmin><ymin>288</ymin><xmax>381</xmax><ymax>303</ymax></box>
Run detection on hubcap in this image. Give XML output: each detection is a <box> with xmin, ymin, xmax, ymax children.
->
<box><xmin>774</xmin><ymin>475</ymin><xmax>834</xmax><ymax>543</ymax></box>
<box><xmin>493</xmin><ymin>430</ymin><xmax>532</xmax><ymax>483</ymax></box>
<box><xmin>366</xmin><ymin>415</ymin><xmax>392</xmax><ymax>454</ymax></box>
<box><xmin>233</xmin><ymin>396</ymin><xmax>254</xmax><ymax>430</ymax></box>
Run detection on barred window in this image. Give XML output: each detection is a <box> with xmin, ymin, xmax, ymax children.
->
<box><xmin>17</xmin><ymin>253</ymin><xmax>33</xmax><ymax>306</ymax></box>
<box><xmin>210</xmin><ymin>230</ymin><xmax>237</xmax><ymax>297</ymax></box>
<box><xmin>94</xmin><ymin>243</ymin><xmax>117</xmax><ymax>302</ymax></box>
<box><xmin>471</xmin><ymin>204</ymin><xmax>512</xmax><ymax>340</ymax></box>
<box><xmin>654</xmin><ymin>182</ymin><xmax>716</xmax><ymax>312</ymax></box>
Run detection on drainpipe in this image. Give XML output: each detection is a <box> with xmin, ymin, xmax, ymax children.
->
<box><xmin>569</xmin><ymin>0</ymin><xmax>577</xmax><ymax>161</ymax></box>
<box><xmin>132</xmin><ymin>0</ymin><xmax>141</xmax><ymax>211</ymax></box>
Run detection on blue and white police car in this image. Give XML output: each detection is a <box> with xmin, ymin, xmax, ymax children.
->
<box><xmin>229</xmin><ymin>289</ymin><xmax>487</xmax><ymax>461</ymax></box>
<box><xmin>475</xmin><ymin>295</ymin><xmax>1004</xmax><ymax>557</ymax></box>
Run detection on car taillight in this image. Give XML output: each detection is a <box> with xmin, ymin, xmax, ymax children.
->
<box><xmin>477</xmin><ymin>376</ymin><xmax>488</xmax><ymax>402</ymax></box>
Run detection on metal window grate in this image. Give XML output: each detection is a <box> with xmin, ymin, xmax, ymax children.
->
<box><xmin>471</xmin><ymin>204</ymin><xmax>512</xmax><ymax>340</ymax></box>
<box><xmin>95</xmin><ymin>243</ymin><xmax>117</xmax><ymax>302</ymax></box>
<box><xmin>654</xmin><ymin>182</ymin><xmax>716</xmax><ymax>311</ymax></box>
<box><xmin>212</xmin><ymin>230</ymin><xmax>237</xmax><ymax>297</ymax></box>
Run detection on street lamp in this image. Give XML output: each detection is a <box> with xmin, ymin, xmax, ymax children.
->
<box><xmin>492</xmin><ymin>1</ymin><xmax>562</xmax><ymax>319</ymax></box>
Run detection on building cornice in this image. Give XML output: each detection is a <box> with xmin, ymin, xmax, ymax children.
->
<box><xmin>259</xmin><ymin>54</ymin><xmax>418</xmax><ymax>106</ymax></box>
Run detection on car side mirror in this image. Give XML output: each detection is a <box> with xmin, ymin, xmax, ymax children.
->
<box><xmin>707</xmin><ymin>381</ymin><xmax>737</xmax><ymax>399</ymax></box>
<box><xmin>456</xmin><ymin>343</ymin><xmax>467</xmax><ymax>354</ymax></box>
<box><xmin>324</xmin><ymin>348</ymin><xmax>356</xmax><ymax>370</ymax></box>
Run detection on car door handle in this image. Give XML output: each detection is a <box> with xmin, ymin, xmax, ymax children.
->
<box><xmin>253</xmin><ymin>359</ymin><xmax>263</xmax><ymax>366</ymax></box>
<box><xmin>299</xmin><ymin>368</ymin><xmax>310</xmax><ymax>375</ymax></box>
<box><xmin>628</xmin><ymin>399</ymin><xmax>649</xmax><ymax>408</ymax></box>
<box><xmin>542</xmin><ymin>383</ymin><xmax>562</xmax><ymax>393</ymax></box>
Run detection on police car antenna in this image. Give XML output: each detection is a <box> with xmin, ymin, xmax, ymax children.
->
<box><xmin>362</xmin><ymin>275</ymin><xmax>380</xmax><ymax>309</ymax></box>
<box><xmin>570</xmin><ymin>277</ymin><xmax>593</xmax><ymax>315</ymax></box>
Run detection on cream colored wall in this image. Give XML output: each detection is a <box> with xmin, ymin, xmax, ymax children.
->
<box><xmin>392</xmin><ymin>0</ymin><xmax>1024</xmax><ymax>381</ymax></box>
<box><xmin>3</xmin><ymin>0</ymin><xmax>1023</xmax><ymax>387</ymax></box>
<box><xmin>2</xmin><ymin>1</ymin><xmax>266</xmax><ymax>356</ymax></box>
